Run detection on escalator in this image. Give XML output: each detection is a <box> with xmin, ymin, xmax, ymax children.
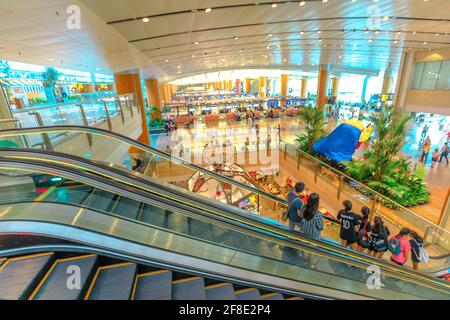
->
<box><xmin>0</xmin><ymin>248</ymin><xmax>301</xmax><ymax>300</ymax></box>
<box><xmin>0</xmin><ymin>154</ymin><xmax>449</xmax><ymax>300</ymax></box>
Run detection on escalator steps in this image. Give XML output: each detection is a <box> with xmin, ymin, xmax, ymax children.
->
<box><xmin>132</xmin><ymin>270</ymin><xmax>172</xmax><ymax>300</ymax></box>
<box><xmin>235</xmin><ymin>288</ymin><xmax>262</xmax><ymax>300</ymax></box>
<box><xmin>205</xmin><ymin>283</ymin><xmax>236</xmax><ymax>300</ymax></box>
<box><xmin>139</xmin><ymin>204</ymin><xmax>166</xmax><ymax>227</ymax></box>
<box><xmin>30</xmin><ymin>254</ymin><xmax>98</xmax><ymax>300</ymax></box>
<box><xmin>286</xmin><ymin>297</ymin><xmax>304</xmax><ymax>300</ymax></box>
<box><xmin>86</xmin><ymin>263</ymin><xmax>137</xmax><ymax>300</ymax></box>
<box><xmin>261</xmin><ymin>293</ymin><xmax>284</xmax><ymax>300</ymax></box>
<box><xmin>0</xmin><ymin>253</ymin><xmax>54</xmax><ymax>300</ymax></box>
<box><xmin>172</xmin><ymin>277</ymin><xmax>206</xmax><ymax>300</ymax></box>
<box><xmin>112</xmin><ymin>197</ymin><xmax>142</xmax><ymax>220</ymax></box>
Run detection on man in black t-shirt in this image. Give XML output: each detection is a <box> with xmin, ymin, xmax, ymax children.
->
<box><xmin>337</xmin><ymin>200</ymin><xmax>361</xmax><ymax>250</ymax></box>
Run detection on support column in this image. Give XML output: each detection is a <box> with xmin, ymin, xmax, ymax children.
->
<box><xmin>382</xmin><ymin>71</ymin><xmax>394</xmax><ymax>96</ymax></box>
<box><xmin>114</xmin><ymin>72</ymin><xmax>150</xmax><ymax>146</ymax></box>
<box><xmin>331</xmin><ymin>77</ymin><xmax>340</xmax><ymax>99</ymax></box>
<box><xmin>236</xmin><ymin>79</ymin><xmax>241</xmax><ymax>95</ymax></box>
<box><xmin>258</xmin><ymin>76</ymin><xmax>267</xmax><ymax>99</ymax></box>
<box><xmin>281</xmin><ymin>74</ymin><xmax>289</xmax><ymax>107</ymax></box>
<box><xmin>316</xmin><ymin>64</ymin><xmax>330</xmax><ymax>109</ymax></box>
<box><xmin>300</xmin><ymin>79</ymin><xmax>308</xmax><ymax>99</ymax></box>
<box><xmin>145</xmin><ymin>79</ymin><xmax>162</xmax><ymax>122</ymax></box>
<box><xmin>245</xmin><ymin>78</ymin><xmax>252</xmax><ymax>94</ymax></box>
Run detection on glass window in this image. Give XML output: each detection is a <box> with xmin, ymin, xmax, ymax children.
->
<box><xmin>436</xmin><ymin>60</ymin><xmax>450</xmax><ymax>90</ymax></box>
<box><xmin>411</xmin><ymin>63</ymin><xmax>424</xmax><ymax>89</ymax></box>
<box><xmin>421</xmin><ymin>61</ymin><xmax>442</xmax><ymax>90</ymax></box>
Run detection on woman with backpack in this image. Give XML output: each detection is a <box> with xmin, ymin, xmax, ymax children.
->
<box><xmin>356</xmin><ymin>207</ymin><xmax>372</xmax><ymax>253</ymax></box>
<box><xmin>369</xmin><ymin>216</ymin><xmax>390</xmax><ymax>259</ymax></box>
<box><xmin>389</xmin><ymin>228</ymin><xmax>412</xmax><ymax>267</ymax></box>
<box><xmin>410</xmin><ymin>231</ymin><xmax>426</xmax><ymax>271</ymax></box>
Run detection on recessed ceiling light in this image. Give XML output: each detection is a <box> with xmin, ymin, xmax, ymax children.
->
<box><xmin>234</xmin><ymin>36</ymin><xmax>239</xmax><ymax>40</ymax></box>
<box><xmin>165</xmin><ymin>59</ymin><xmax>169</xmax><ymax>62</ymax></box>
<box><xmin>268</xmin><ymin>34</ymin><xmax>273</xmax><ymax>37</ymax></box>
<box><xmin>271</xmin><ymin>3</ymin><xmax>278</xmax><ymax>8</ymax></box>
<box><xmin>194</xmin><ymin>41</ymin><xmax>199</xmax><ymax>45</ymax></box>
<box><xmin>317</xmin><ymin>30</ymin><xmax>322</xmax><ymax>34</ymax></box>
<box><xmin>299</xmin><ymin>1</ymin><xmax>306</xmax><ymax>6</ymax></box>
<box><xmin>47</xmin><ymin>58</ymin><xmax>56</xmax><ymax>61</ymax></box>
<box><xmin>142</xmin><ymin>17</ymin><xmax>150</xmax><ymax>23</ymax></box>
<box><xmin>300</xmin><ymin>31</ymin><xmax>305</xmax><ymax>35</ymax></box>
<box><xmin>205</xmin><ymin>8</ymin><xmax>212</xmax><ymax>13</ymax></box>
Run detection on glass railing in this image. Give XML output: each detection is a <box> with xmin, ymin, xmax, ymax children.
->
<box><xmin>280</xmin><ymin>141</ymin><xmax>450</xmax><ymax>253</ymax></box>
<box><xmin>0</xmin><ymin>164</ymin><xmax>448</xmax><ymax>299</ymax></box>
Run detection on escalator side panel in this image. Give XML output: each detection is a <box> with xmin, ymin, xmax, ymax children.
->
<box><xmin>31</xmin><ymin>255</ymin><xmax>98</xmax><ymax>300</ymax></box>
<box><xmin>139</xmin><ymin>204</ymin><xmax>166</xmax><ymax>227</ymax></box>
<box><xmin>44</xmin><ymin>186</ymin><xmax>93</xmax><ymax>206</ymax></box>
<box><xmin>84</xmin><ymin>189</ymin><xmax>116</xmax><ymax>212</ymax></box>
<box><xmin>235</xmin><ymin>288</ymin><xmax>262</xmax><ymax>300</ymax></box>
<box><xmin>132</xmin><ymin>270</ymin><xmax>173</xmax><ymax>300</ymax></box>
<box><xmin>86</xmin><ymin>263</ymin><xmax>137</xmax><ymax>300</ymax></box>
<box><xmin>112</xmin><ymin>198</ymin><xmax>141</xmax><ymax>220</ymax></box>
<box><xmin>0</xmin><ymin>253</ymin><xmax>54</xmax><ymax>300</ymax></box>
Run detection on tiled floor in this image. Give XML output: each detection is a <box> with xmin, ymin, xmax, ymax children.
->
<box><xmin>150</xmin><ymin>113</ymin><xmax>450</xmax><ymax>224</ymax></box>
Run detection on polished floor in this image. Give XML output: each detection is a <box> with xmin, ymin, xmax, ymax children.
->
<box><xmin>151</xmin><ymin>113</ymin><xmax>449</xmax><ymax>225</ymax></box>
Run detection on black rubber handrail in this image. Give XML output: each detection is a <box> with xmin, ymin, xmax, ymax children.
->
<box><xmin>0</xmin><ymin>125</ymin><xmax>287</xmax><ymax>204</ymax></box>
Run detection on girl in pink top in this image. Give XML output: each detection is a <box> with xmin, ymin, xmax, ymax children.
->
<box><xmin>390</xmin><ymin>228</ymin><xmax>412</xmax><ymax>266</ymax></box>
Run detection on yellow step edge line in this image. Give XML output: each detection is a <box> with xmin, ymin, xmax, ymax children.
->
<box><xmin>130</xmin><ymin>276</ymin><xmax>139</xmax><ymax>301</ymax></box>
<box><xmin>28</xmin><ymin>260</ymin><xmax>58</xmax><ymax>300</ymax></box>
<box><xmin>172</xmin><ymin>276</ymin><xmax>202</xmax><ymax>285</ymax></box>
<box><xmin>0</xmin><ymin>252</ymin><xmax>54</xmax><ymax>271</ymax></box>
<box><xmin>28</xmin><ymin>254</ymin><xmax>96</xmax><ymax>300</ymax></box>
<box><xmin>35</xmin><ymin>186</ymin><xmax>57</xmax><ymax>202</ymax></box>
<box><xmin>286</xmin><ymin>297</ymin><xmax>301</xmax><ymax>300</ymax></box>
<box><xmin>206</xmin><ymin>283</ymin><xmax>231</xmax><ymax>290</ymax></box>
<box><xmin>132</xmin><ymin>270</ymin><xmax>171</xmax><ymax>300</ymax></box>
<box><xmin>235</xmin><ymin>288</ymin><xmax>258</xmax><ymax>295</ymax></box>
<box><xmin>58</xmin><ymin>254</ymin><xmax>97</xmax><ymax>263</ymax></box>
<box><xmin>98</xmin><ymin>262</ymin><xmax>135</xmax><ymax>271</ymax></box>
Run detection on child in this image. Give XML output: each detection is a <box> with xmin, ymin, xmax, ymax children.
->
<box><xmin>431</xmin><ymin>148</ymin><xmax>440</xmax><ymax>168</ymax></box>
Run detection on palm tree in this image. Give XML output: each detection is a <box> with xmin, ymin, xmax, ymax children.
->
<box><xmin>296</xmin><ymin>106</ymin><xmax>326</xmax><ymax>153</ymax></box>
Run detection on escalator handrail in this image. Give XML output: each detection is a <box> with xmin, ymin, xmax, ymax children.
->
<box><xmin>0</xmin><ymin>156</ymin><xmax>448</xmax><ymax>292</ymax></box>
<box><xmin>0</xmin><ymin>125</ymin><xmax>287</xmax><ymax>204</ymax></box>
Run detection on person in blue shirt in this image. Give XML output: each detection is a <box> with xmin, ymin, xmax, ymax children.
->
<box><xmin>287</xmin><ymin>182</ymin><xmax>306</xmax><ymax>232</ymax></box>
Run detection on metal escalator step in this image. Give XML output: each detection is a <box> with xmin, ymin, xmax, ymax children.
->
<box><xmin>139</xmin><ymin>204</ymin><xmax>166</xmax><ymax>227</ymax></box>
<box><xmin>0</xmin><ymin>253</ymin><xmax>54</xmax><ymax>300</ymax></box>
<box><xmin>172</xmin><ymin>277</ymin><xmax>206</xmax><ymax>300</ymax></box>
<box><xmin>112</xmin><ymin>197</ymin><xmax>141</xmax><ymax>220</ymax></box>
<box><xmin>85</xmin><ymin>262</ymin><xmax>137</xmax><ymax>300</ymax></box>
<box><xmin>132</xmin><ymin>270</ymin><xmax>172</xmax><ymax>300</ymax></box>
<box><xmin>84</xmin><ymin>189</ymin><xmax>117</xmax><ymax>212</ymax></box>
<box><xmin>235</xmin><ymin>288</ymin><xmax>262</xmax><ymax>300</ymax></box>
<box><xmin>206</xmin><ymin>283</ymin><xmax>236</xmax><ymax>300</ymax></box>
<box><xmin>30</xmin><ymin>254</ymin><xmax>97</xmax><ymax>300</ymax></box>
<box><xmin>261</xmin><ymin>293</ymin><xmax>284</xmax><ymax>300</ymax></box>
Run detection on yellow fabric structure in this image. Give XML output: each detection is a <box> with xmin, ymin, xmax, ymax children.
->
<box><xmin>340</xmin><ymin>120</ymin><xmax>373</xmax><ymax>143</ymax></box>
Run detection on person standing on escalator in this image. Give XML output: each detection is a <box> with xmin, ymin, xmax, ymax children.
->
<box><xmin>287</xmin><ymin>182</ymin><xmax>306</xmax><ymax>232</ymax></box>
<box><xmin>337</xmin><ymin>200</ymin><xmax>361</xmax><ymax>250</ymax></box>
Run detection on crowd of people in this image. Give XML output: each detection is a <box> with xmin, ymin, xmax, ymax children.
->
<box><xmin>285</xmin><ymin>181</ymin><xmax>428</xmax><ymax>271</ymax></box>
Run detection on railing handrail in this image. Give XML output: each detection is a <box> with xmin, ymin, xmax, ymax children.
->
<box><xmin>0</xmin><ymin>119</ymin><xmax>19</xmax><ymax>124</ymax></box>
<box><xmin>11</xmin><ymin>93</ymin><xmax>136</xmax><ymax>115</ymax></box>
<box><xmin>281</xmin><ymin>140</ymin><xmax>450</xmax><ymax>236</ymax></box>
